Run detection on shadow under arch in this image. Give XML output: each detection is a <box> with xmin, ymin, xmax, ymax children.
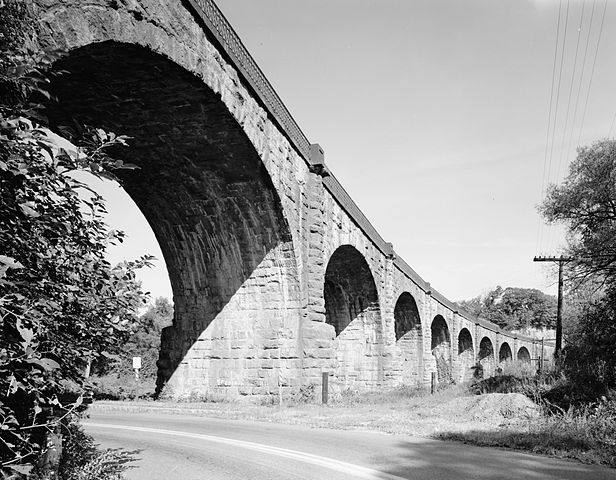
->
<box><xmin>499</xmin><ymin>342</ymin><xmax>513</xmax><ymax>363</ymax></box>
<box><xmin>393</xmin><ymin>292</ymin><xmax>423</xmax><ymax>386</ymax></box>
<box><xmin>431</xmin><ymin>315</ymin><xmax>451</xmax><ymax>383</ymax></box>
<box><xmin>323</xmin><ymin>245</ymin><xmax>383</xmax><ymax>386</ymax></box>
<box><xmin>457</xmin><ymin>328</ymin><xmax>474</xmax><ymax>382</ymax></box>
<box><xmin>518</xmin><ymin>346</ymin><xmax>531</xmax><ymax>363</ymax></box>
<box><xmin>46</xmin><ymin>41</ymin><xmax>301</xmax><ymax>398</ymax></box>
<box><xmin>478</xmin><ymin>336</ymin><xmax>495</xmax><ymax>377</ymax></box>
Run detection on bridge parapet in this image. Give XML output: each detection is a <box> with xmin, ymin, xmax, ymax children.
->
<box><xmin>185</xmin><ymin>0</ymin><xmax>313</xmax><ymax>162</ymax></box>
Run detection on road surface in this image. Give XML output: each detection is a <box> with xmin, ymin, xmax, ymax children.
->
<box><xmin>83</xmin><ymin>411</ymin><xmax>615</xmax><ymax>480</ymax></box>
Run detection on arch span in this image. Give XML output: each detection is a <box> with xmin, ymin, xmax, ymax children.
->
<box><xmin>499</xmin><ymin>342</ymin><xmax>513</xmax><ymax>363</ymax></box>
<box><xmin>47</xmin><ymin>41</ymin><xmax>301</xmax><ymax>399</ymax></box>
<box><xmin>478</xmin><ymin>337</ymin><xmax>495</xmax><ymax>378</ymax></box>
<box><xmin>518</xmin><ymin>346</ymin><xmax>531</xmax><ymax>363</ymax></box>
<box><xmin>393</xmin><ymin>292</ymin><xmax>423</xmax><ymax>385</ymax></box>
<box><xmin>457</xmin><ymin>328</ymin><xmax>474</xmax><ymax>382</ymax></box>
<box><xmin>431</xmin><ymin>315</ymin><xmax>451</xmax><ymax>383</ymax></box>
<box><xmin>324</xmin><ymin>245</ymin><xmax>383</xmax><ymax>386</ymax></box>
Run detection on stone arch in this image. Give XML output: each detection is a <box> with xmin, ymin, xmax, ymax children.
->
<box><xmin>499</xmin><ymin>342</ymin><xmax>513</xmax><ymax>363</ymax></box>
<box><xmin>478</xmin><ymin>337</ymin><xmax>495</xmax><ymax>377</ymax></box>
<box><xmin>46</xmin><ymin>41</ymin><xmax>302</xmax><ymax>400</ymax></box>
<box><xmin>518</xmin><ymin>346</ymin><xmax>531</xmax><ymax>363</ymax></box>
<box><xmin>324</xmin><ymin>245</ymin><xmax>383</xmax><ymax>387</ymax></box>
<box><xmin>393</xmin><ymin>292</ymin><xmax>423</xmax><ymax>385</ymax></box>
<box><xmin>457</xmin><ymin>328</ymin><xmax>474</xmax><ymax>382</ymax></box>
<box><xmin>431</xmin><ymin>315</ymin><xmax>451</xmax><ymax>383</ymax></box>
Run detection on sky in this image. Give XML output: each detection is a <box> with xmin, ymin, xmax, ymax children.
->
<box><xmin>98</xmin><ymin>0</ymin><xmax>616</xmax><ymax>303</ymax></box>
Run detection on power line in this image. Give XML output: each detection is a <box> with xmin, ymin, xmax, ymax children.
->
<box><xmin>547</xmin><ymin>0</ymin><xmax>570</xmax><ymax>191</ymax></box>
<box><xmin>537</xmin><ymin>0</ymin><xmax>564</xmax><ymax>257</ymax></box>
<box><xmin>568</xmin><ymin>0</ymin><xmax>597</xmax><ymax>153</ymax></box>
<box><xmin>556</xmin><ymin>0</ymin><xmax>586</xmax><ymax>184</ymax></box>
<box><xmin>576</xmin><ymin>0</ymin><xmax>608</xmax><ymax>147</ymax></box>
<box><xmin>533</xmin><ymin>255</ymin><xmax>573</xmax><ymax>356</ymax></box>
<box><xmin>546</xmin><ymin>0</ymin><xmax>570</xmax><ymax>255</ymax></box>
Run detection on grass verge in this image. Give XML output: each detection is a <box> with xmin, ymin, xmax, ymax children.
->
<box><xmin>437</xmin><ymin>397</ymin><xmax>616</xmax><ymax>467</ymax></box>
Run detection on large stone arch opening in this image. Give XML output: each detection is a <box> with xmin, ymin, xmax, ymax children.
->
<box><xmin>324</xmin><ymin>245</ymin><xmax>383</xmax><ymax>387</ymax></box>
<box><xmin>478</xmin><ymin>337</ymin><xmax>495</xmax><ymax>377</ymax></box>
<box><xmin>499</xmin><ymin>342</ymin><xmax>513</xmax><ymax>364</ymax></box>
<box><xmin>431</xmin><ymin>315</ymin><xmax>451</xmax><ymax>383</ymax></box>
<box><xmin>518</xmin><ymin>346</ymin><xmax>531</xmax><ymax>363</ymax></box>
<box><xmin>393</xmin><ymin>292</ymin><xmax>423</xmax><ymax>385</ymax></box>
<box><xmin>46</xmin><ymin>41</ymin><xmax>301</xmax><ymax>400</ymax></box>
<box><xmin>457</xmin><ymin>328</ymin><xmax>474</xmax><ymax>382</ymax></box>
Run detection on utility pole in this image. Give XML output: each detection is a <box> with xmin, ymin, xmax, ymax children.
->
<box><xmin>533</xmin><ymin>255</ymin><xmax>572</xmax><ymax>356</ymax></box>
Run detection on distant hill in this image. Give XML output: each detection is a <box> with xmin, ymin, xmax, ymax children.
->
<box><xmin>457</xmin><ymin>286</ymin><xmax>557</xmax><ymax>331</ymax></box>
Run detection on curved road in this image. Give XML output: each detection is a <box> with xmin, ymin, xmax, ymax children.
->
<box><xmin>84</xmin><ymin>411</ymin><xmax>614</xmax><ymax>480</ymax></box>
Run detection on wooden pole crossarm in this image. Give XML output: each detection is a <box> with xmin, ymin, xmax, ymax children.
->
<box><xmin>532</xmin><ymin>255</ymin><xmax>574</xmax><ymax>356</ymax></box>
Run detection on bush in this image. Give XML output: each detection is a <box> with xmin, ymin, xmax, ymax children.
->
<box><xmin>561</xmin><ymin>288</ymin><xmax>616</xmax><ymax>401</ymax></box>
<box><xmin>290</xmin><ymin>384</ymin><xmax>316</xmax><ymax>404</ymax></box>
<box><xmin>59</xmin><ymin>418</ymin><xmax>136</xmax><ymax>480</ymax></box>
<box><xmin>90</xmin><ymin>373</ymin><xmax>155</xmax><ymax>401</ymax></box>
<box><xmin>435</xmin><ymin>356</ymin><xmax>453</xmax><ymax>385</ymax></box>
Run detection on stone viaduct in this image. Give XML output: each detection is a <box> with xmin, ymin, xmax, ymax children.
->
<box><xmin>37</xmin><ymin>0</ymin><xmax>554</xmax><ymax>400</ymax></box>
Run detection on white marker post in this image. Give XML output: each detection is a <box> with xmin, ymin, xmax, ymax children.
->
<box><xmin>132</xmin><ymin>356</ymin><xmax>141</xmax><ymax>381</ymax></box>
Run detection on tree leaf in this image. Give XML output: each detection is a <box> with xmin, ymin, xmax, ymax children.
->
<box><xmin>25</xmin><ymin>358</ymin><xmax>60</xmax><ymax>371</ymax></box>
<box><xmin>19</xmin><ymin>203</ymin><xmax>40</xmax><ymax>217</ymax></box>
<box><xmin>0</xmin><ymin>255</ymin><xmax>24</xmax><ymax>269</ymax></box>
<box><xmin>16</xmin><ymin>319</ymin><xmax>34</xmax><ymax>349</ymax></box>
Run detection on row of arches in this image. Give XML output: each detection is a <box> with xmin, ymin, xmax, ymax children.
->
<box><xmin>323</xmin><ymin>245</ymin><xmax>533</xmax><ymax>385</ymax></box>
<box><xmin>39</xmin><ymin>23</ymin><xmax>541</xmax><ymax>396</ymax></box>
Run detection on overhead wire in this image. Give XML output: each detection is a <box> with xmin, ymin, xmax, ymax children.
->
<box><xmin>546</xmin><ymin>0</ymin><xmax>570</xmax><ymax>256</ymax></box>
<box><xmin>556</xmin><ymin>0</ymin><xmax>586</xmax><ymax>184</ymax></box>
<box><xmin>576</xmin><ymin>0</ymin><xmax>608</xmax><ymax>147</ymax></box>
<box><xmin>537</xmin><ymin>0</ymin><xmax>564</xmax><ymax>258</ymax></box>
<box><xmin>566</xmin><ymin>0</ymin><xmax>597</xmax><ymax>171</ymax></box>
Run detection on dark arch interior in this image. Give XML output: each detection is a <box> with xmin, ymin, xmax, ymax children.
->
<box><xmin>431</xmin><ymin>315</ymin><xmax>450</xmax><ymax>352</ymax></box>
<box><xmin>324</xmin><ymin>245</ymin><xmax>379</xmax><ymax>336</ymax></box>
<box><xmin>518</xmin><ymin>346</ymin><xmax>531</xmax><ymax>363</ymax></box>
<box><xmin>478</xmin><ymin>337</ymin><xmax>494</xmax><ymax>361</ymax></box>
<box><xmin>431</xmin><ymin>315</ymin><xmax>451</xmax><ymax>382</ymax></box>
<box><xmin>458</xmin><ymin>328</ymin><xmax>473</xmax><ymax>355</ymax></box>
<box><xmin>46</xmin><ymin>41</ymin><xmax>296</xmax><ymax>390</ymax></box>
<box><xmin>394</xmin><ymin>292</ymin><xmax>421</xmax><ymax>341</ymax></box>
<box><xmin>499</xmin><ymin>342</ymin><xmax>513</xmax><ymax>362</ymax></box>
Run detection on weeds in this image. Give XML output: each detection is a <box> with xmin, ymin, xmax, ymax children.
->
<box><xmin>90</xmin><ymin>374</ymin><xmax>155</xmax><ymax>401</ymax></box>
<box><xmin>438</xmin><ymin>395</ymin><xmax>616</xmax><ymax>467</ymax></box>
<box><xmin>59</xmin><ymin>417</ymin><xmax>138</xmax><ymax>480</ymax></box>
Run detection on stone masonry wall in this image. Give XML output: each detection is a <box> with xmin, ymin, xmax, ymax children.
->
<box><xmin>37</xmin><ymin>0</ymin><xmax>553</xmax><ymax>400</ymax></box>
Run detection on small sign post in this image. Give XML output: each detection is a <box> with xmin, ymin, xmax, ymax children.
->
<box><xmin>132</xmin><ymin>356</ymin><xmax>141</xmax><ymax>381</ymax></box>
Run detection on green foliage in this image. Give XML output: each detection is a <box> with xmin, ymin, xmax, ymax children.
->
<box><xmin>59</xmin><ymin>418</ymin><xmax>136</xmax><ymax>480</ymax></box>
<box><xmin>0</xmin><ymin>2</ymin><xmax>150</xmax><ymax>474</ymax></box>
<box><xmin>434</xmin><ymin>355</ymin><xmax>453</xmax><ymax>385</ymax></box>
<box><xmin>539</xmin><ymin>139</ymin><xmax>616</xmax><ymax>402</ymax></box>
<box><xmin>290</xmin><ymin>384</ymin><xmax>316</xmax><ymax>404</ymax></box>
<box><xmin>458</xmin><ymin>286</ymin><xmax>557</xmax><ymax>330</ymax></box>
<box><xmin>439</xmin><ymin>396</ymin><xmax>616</xmax><ymax>467</ymax></box>
<box><xmin>540</xmin><ymin>139</ymin><xmax>616</xmax><ymax>284</ymax></box>
<box><xmin>90</xmin><ymin>297</ymin><xmax>173</xmax><ymax>399</ymax></box>
<box><xmin>90</xmin><ymin>373</ymin><xmax>153</xmax><ymax>401</ymax></box>
<box><xmin>116</xmin><ymin>297</ymin><xmax>172</xmax><ymax>379</ymax></box>
<box><xmin>559</xmin><ymin>286</ymin><xmax>616</xmax><ymax>401</ymax></box>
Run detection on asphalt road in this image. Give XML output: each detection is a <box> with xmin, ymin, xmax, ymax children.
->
<box><xmin>83</xmin><ymin>411</ymin><xmax>615</xmax><ymax>480</ymax></box>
